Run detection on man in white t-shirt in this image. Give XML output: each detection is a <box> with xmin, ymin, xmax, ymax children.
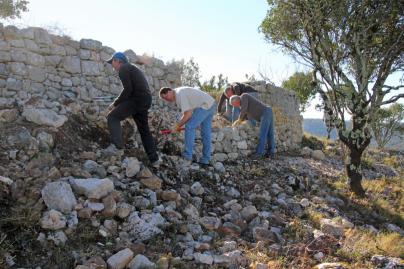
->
<box><xmin>159</xmin><ymin>86</ymin><xmax>215</xmax><ymax>165</ymax></box>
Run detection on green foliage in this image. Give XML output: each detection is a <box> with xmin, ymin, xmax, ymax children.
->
<box><xmin>0</xmin><ymin>0</ymin><xmax>28</xmax><ymax>19</ymax></box>
<box><xmin>282</xmin><ymin>71</ymin><xmax>318</xmax><ymax>112</ymax></box>
<box><xmin>260</xmin><ymin>0</ymin><xmax>404</xmax><ymax>196</ymax></box>
<box><xmin>180</xmin><ymin>58</ymin><xmax>228</xmax><ymax>99</ymax></box>
<box><xmin>371</xmin><ymin>103</ymin><xmax>404</xmax><ymax>149</ymax></box>
<box><xmin>301</xmin><ymin>133</ymin><xmax>325</xmax><ymax>150</ymax></box>
<box><xmin>180</xmin><ymin>58</ymin><xmax>201</xmax><ymax>88</ymax></box>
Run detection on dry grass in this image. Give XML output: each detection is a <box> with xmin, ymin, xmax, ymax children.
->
<box><xmin>339</xmin><ymin>229</ymin><xmax>404</xmax><ymax>261</ymax></box>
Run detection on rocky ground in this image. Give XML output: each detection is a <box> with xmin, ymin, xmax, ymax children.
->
<box><xmin>0</xmin><ymin>113</ymin><xmax>403</xmax><ymax>269</ymax></box>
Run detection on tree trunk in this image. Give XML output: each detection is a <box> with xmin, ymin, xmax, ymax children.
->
<box><xmin>346</xmin><ymin>146</ymin><xmax>366</xmax><ymax>197</ymax></box>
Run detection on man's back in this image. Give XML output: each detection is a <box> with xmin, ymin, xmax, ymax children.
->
<box><xmin>116</xmin><ymin>63</ymin><xmax>151</xmax><ymax>108</ymax></box>
<box><xmin>174</xmin><ymin>87</ymin><xmax>215</xmax><ymax>113</ymax></box>
<box><xmin>239</xmin><ymin>93</ymin><xmax>267</xmax><ymax>121</ymax></box>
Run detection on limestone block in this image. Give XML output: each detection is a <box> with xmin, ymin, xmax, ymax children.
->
<box><xmin>62</xmin><ymin>56</ymin><xmax>81</xmax><ymax>73</ymax></box>
<box><xmin>107</xmin><ymin>248</ymin><xmax>134</xmax><ymax>269</ymax></box>
<box><xmin>42</xmin><ymin>181</ymin><xmax>77</xmax><ymax>213</ymax></box>
<box><xmin>34</xmin><ymin>28</ymin><xmax>52</xmax><ymax>45</ymax></box>
<box><xmin>27</xmin><ymin>65</ymin><xmax>46</xmax><ymax>82</ymax></box>
<box><xmin>80</xmin><ymin>39</ymin><xmax>102</xmax><ymax>50</ymax></box>
<box><xmin>69</xmin><ymin>178</ymin><xmax>114</xmax><ymax>199</ymax></box>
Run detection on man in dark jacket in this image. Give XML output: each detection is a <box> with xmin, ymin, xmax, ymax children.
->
<box><xmin>217</xmin><ymin>82</ymin><xmax>258</xmax><ymax>124</ymax></box>
<box><xmin>106</xmin><ymin>52</ymin><xmax>159</xmax><ymax>166</ymax></box>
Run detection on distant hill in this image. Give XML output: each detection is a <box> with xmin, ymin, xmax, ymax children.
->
<box><xmin>303</xmin><ymin>118</ymin><xmax>403</xmax><ymax>150</ymax></box>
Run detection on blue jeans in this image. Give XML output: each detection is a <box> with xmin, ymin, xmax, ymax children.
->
<box><xmin>256</xmin><ymin>107</ymin><xmax>275</xmax><ymax>155</ymax></box>
<box><xmin>183</xmin><ymin>104</ymin><xmax>215</xmax><ymax>164</ymax></box>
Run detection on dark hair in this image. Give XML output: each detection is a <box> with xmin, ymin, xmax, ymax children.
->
<box><xmin>159</xmin><ymin>87</ymin><xmax>172</xmax><ymax>97</ymax></box>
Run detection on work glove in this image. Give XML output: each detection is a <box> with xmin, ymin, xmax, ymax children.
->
<box><xmin>232</xmin><ymin>119</ymin><xmax>244</xmax><ymax>127</ymax></box>
<box><xmin>172</xmin><ymin>124</ymin><xmax>183</xmax><ymax>133</ymax></box>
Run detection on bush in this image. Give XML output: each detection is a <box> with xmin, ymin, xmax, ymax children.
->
<box><xmin>301</xmin><ymin>133</ymin><xmax>325</xmax><ymax>150</ymax></box>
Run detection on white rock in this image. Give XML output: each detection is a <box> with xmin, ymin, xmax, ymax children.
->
<box><xmin>193</xmin><ymin>252</ymin><xmax>213</xmax><ymax>265</ymax></box>
<box><xmin>22</xmin><ymin>108</ymin><xmax>67</xmax><ymax>128</ymax></box>
<box><xmin>300</xmin><ymin>198</ymin><xmax>310</xmax><ymax>207</ymax></box>
<box><xmin>107</xmin><ymin>248</ymin><xmax>134</xmax><ymax>269</ymax></box>
<box><xmin>40</xmin><ymin>209</ymin><xmax>66</xmax><ymax>230</ymax></box>
<box><xmin>190</xmin><ymin>182</ymin><xmax>204</xmax><ymax>196</ymax></box>
<box><xmin>0</xmin><ymin>176</ymin><xmax>13</xmax><ymax>185</ymax></box>
<box><xmin>47</xmin><ymin>231</ymin><xmax>68</xmax><ymax>246</ymax></box>
<box><xmin>311</xmin><ymin>150</ymin><xmax>325</xmax><ymax>161</ymax></box>
<box><xmin>237</xmin><ymin>141</ymin><xmax>248</xmax><ymax>150</ymax></box>
<box><xmin>86</xmin><ymin>202</ymin><xmax>105</xmax><ymax>212</ymax></box>
<box><xmin>241</xmin><ymin>205</ymin><xmax>258</xmax><ymax>221</ymax></box>
<box><xmin>256</xmin><ymin>263</ymin><xmax>269</xmax><ymax>269</ymax></box>
<box><xmin>127</xmin><ymin>212</ymin><xmax>166</xmax><ymax>242</ymax></box>
<box><xmin>69</xmin><ymin>178</ymin><xmax>114</xmax><ymax>199</ymax></box>
<box><xmin>125</xmin><ymin>157</ymin><xmax>141</xmax><ymax>177</ymax></box>
<box><xmin>314</xmin><ymin>252</ymin><xmax>324</xmax><ymax>261</ymax></box>
<box><xmin>213</xmin><ymin>162</ymin><xmax>226</xmax><ymax>173</ymax></box>
<box><xmin>127</xmin><ymin>254</ymin><xmax>155</xmax><ymax>269</ymax></box>
<box><xmin>320</xmin><ymin>219</ymin><xmax>344</xmax><ymax>238</ymax></box>
<box><xmin>41</xmin><ymin>181</ymin><xmax>77</xmax><ymax>213</ymax></box>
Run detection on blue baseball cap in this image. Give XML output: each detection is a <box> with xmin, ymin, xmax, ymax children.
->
<box><xmin>106</xmin><ymin>52</ymin><xmax>128</xmax><ymax>64</ymax></box>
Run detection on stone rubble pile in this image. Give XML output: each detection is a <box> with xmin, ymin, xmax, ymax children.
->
<box><xmin>1</xmin><ymin>24</ymin><xmax>402</xmax><ymax>269</ymax></box>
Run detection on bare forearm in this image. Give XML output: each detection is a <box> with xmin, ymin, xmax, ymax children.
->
<box><xmin>177</xmin><ymin>110</ymin><xmax>192</xmax><ymax>127</ymax></box>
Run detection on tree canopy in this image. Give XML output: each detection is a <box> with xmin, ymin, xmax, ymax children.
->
<box><xmin>260</xmin><ymin>0</ymin><xmax>403</xmax><ymax>196</ymax></box>
<box><xmin>0</xmin><ymin>0</ymin><xmax>29</xmax><ymax>19</ymax></box>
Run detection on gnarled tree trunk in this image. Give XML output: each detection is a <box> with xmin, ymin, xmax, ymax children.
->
<box><xmin>339</xmin><ymin>115</ymin><xmax>371</xmax><ymax>197</ymax></box>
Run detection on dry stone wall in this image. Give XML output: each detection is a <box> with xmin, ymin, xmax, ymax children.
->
<box><xmin>0</xmin><ymin>25</ymin><xmax>302</xmax><ymax>156</ymax></box>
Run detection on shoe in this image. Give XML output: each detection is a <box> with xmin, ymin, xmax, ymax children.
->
<box><xmin>182</xmin><ymin>158</ymin><xmax>192</xmax><ymax>166</ymax></box>
<box><xmin>195</xmin><ymin>160</ymin><xmax>210</xmax><ymax>168</ymax></box>
<box><xmin>249</xmin><ymin>153</ymin><xmax>264</xmax><ymax>160</ymax></box>
<box><xmin>265</xmin><ymin>153</ymin><xmax>276</xmax><ymax>159</ymax></box>
<box><xmin>151</xmin><ymin>159</ymin><xmax>161</xmax><ymax>168</ymax></box>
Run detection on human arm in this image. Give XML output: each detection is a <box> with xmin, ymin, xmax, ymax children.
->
<box><xmin>217</xmin><ymin>93</ymin><xmax>226</xmax><ymax>114</ymax></box>
<box><xmin>173</xmin><ymin>109</ymin><xmax>193</xmax><ymax>132</ymax></box>
<box><xmin>113</xmin><ymin>65</ymin><xmax>133</xmax><ymax>106</ymax></box>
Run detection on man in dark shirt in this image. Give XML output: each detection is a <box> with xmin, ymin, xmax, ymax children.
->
<box><xmin>106</xmin><ymin>52</ymin><xmax>159</xmax><ymax>166</ymax></box>
<box><xmin>230</xmin><ymin>93</ymin><xmax>276</xmax><ymax>158</ymax></box>
<box><xmin>217</xmin><ymin>82</ymin><xmax>258</xmax><ymax>124</ymax></box>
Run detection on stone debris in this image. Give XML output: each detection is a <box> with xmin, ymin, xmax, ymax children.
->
<box><xmin>106</xmin><ymin>248</ymin><xmax>134</xmax><ymax>269</ymax></box>
<box><xmin>0</xmin><ymin>24</ymin><xmax>402</xmax><ymax>269</ymax></box>
<box><xmin>69</xmin><ymin>178</ymin><xmax>114</xmax><ymax>199</ymax></box>
<box><xmin>41</xmin><ymin>181</ymin><xmax>77</xmax><ymax>213</ymax></box>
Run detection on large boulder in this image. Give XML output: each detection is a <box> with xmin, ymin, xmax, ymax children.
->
<box><xmin>41</xmin><ymin>181</ymin><xmax>77</xmax><ymax>213</ymax></box>
<box><xmin>22</xmin><ymin>108</ymin><xmax>67</xmax><ymax>128</ymax></box>
<box><xmin>69</xmin><ymin>178</ymin><xmax>114</xmax><ymax>199</ymax></box>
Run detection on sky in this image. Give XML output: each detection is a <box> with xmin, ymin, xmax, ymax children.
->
<box><xmin>4</xmin><ymin>0</ymin><xmax>403</xmax><ymax>119</ymax></box>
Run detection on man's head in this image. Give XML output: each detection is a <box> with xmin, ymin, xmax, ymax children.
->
<box><xmin>159</xmin><ymin>87</ymin><xmax>175</xmax><ymax>102</ymax></box>
<box><xmin>229</xmin><ymin>95</ymin><xmax>241</xmax><ymax>107</ymax></box>
<box><xmin>106</xmin><ymin>52</ymin><xmax>128</xmax><ymax>71</ymax></box>
<box><xmin>224</xmin><ymin>85</ymin><xmax>234</xmax><ymax>98</ymax></box>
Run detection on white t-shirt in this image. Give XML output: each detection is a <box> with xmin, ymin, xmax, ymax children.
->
<box><xmin>174</xmin><ymin>87</ymin><xmax>215</xmax><ymax>113</ymax></box>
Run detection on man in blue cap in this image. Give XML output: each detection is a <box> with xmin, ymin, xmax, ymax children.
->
<box><xmin>106</xmin><ymin>52</ymin><xmax>160</xmax><ymax>167</ymax></box>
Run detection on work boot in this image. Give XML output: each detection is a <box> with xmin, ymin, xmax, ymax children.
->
<box><xmin>249</xmin><ymin>153</ymin><xmax>264</xmax><ymax>160</ymax></box>
<box><xmin>150</xmin><ymin>157</ymin><xmax>162</xmax><ymax>169</ymax></box>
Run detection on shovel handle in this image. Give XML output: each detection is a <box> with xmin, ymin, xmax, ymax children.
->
<box><xmin>160</xmin><ymin>128</ymin><xmax>185</xmax><ymax>134</ymax></box>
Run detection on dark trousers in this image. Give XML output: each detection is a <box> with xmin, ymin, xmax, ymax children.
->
<box><xmin>107</xmin><ymin>100</ymin><xmax>158</xmax><ymax>162</ymax></box>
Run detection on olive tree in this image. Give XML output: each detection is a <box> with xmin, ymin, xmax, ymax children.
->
<box><xmin>0</xmin><ymin>0</ymin><xmax>29</xmax><ymax>19</ymax></box>
<box><xmin>260</xmin><ymin>0</ymin><xmax>403</xmax><ymax>196</ymax></box>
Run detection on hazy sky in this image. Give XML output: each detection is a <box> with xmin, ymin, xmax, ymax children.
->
<box><xmin>5</xmin><ymin>0</ymin><xmax>403</xmax><ymax>118</ymax></box>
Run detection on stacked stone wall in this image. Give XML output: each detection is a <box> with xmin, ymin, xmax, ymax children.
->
<box><xmin>0</xmin><ymin>25</ymin><xmax>302</xmax><ymax>157</ymax></box>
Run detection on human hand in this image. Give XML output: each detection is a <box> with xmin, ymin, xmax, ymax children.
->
<box><xmin>172</xmin><ymin>124</ymin><xmax>182</xmax><ymax>133</ymax></box>
<box><xmin>232</xmin><ymin>119</ymin><xmax>243</xmax><ymax>127</ymax></box>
